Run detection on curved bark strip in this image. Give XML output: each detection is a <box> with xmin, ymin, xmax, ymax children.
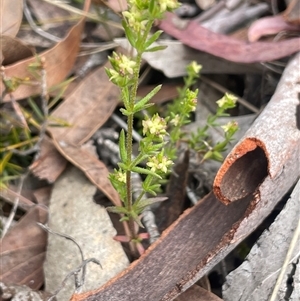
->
<box><xmin>70</xmin><ymin>55</ymin><xmax>300</xmax><ymax>301</ymax></box>
<box><xmin>71</xmin><ymin>193</ymin><xmax>252</xmax><ymax>301</ymax></box>
<box><xmin>214</xmin><ymin>52</ymin><xmax>300</xmax><ymax>204</ymax></box>
<box><xmin>158</xmin><ymin>13</ymin><xmax>300</xmax><ymax>63</ymax></box>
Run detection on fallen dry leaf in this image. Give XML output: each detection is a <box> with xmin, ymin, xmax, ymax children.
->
<box><xmin>158</xmin><ymin>12</ymin><xmax>300</xmax><ymax>63</ymax></box>
<box><xmin>175</xmin><ymin>285</ymin><xmax>223</xmax><ymax>301</ymax></box>
<box><xmin>1</xmin><ymin>0</ymin><xmax>91</xmax><ymax>101</ymax></box>
<box><xmin>0</xmin><ymin>206</ymin><xmax>48</xmax><ymax>289</ymax></box>
<box><xmin>32</xmin><ymin>186</ymin><xmax>53</xmax><ymax>207</ymax></box>
<box><xmin>51</xmin><ymin>142</ymin><xmax>122</xmax><ymax>207</ymax></box>
<box><xmin>1</xmin><ymin>186</ymin><xmax>35</xmax><ymax>212</ymax></box>
<box><xmin>1</xmin><ymin>36</ymin><xmax>34</xmax><ymax>65</ymax></box>
<box><xmin>32</xmin><ymin>64</ymin><xmax>121</xmax><ymax>206</ymax></box>
<box><xmin>48</xmin><ymin>64</ymin><xmax>120</xmax><ymax>145</ymax></box>
<box><xmin>115</xmin><ymin>38</ymin><xmax>262</xmax><ymax>77</ymax></box>
<box><xmin>283</xmin><ymin>0</ymin><xmax>300</xmax><ymax>25</ymax></box>
<box><xmin>0</xmin><ymin>0</ymin><xmax>23</xmax><ymax>36</ymax></box>
<box><xmin>95</xmin><ymin>0</ymin><xmax>127</xmax><ymax>12</ymax></box>
<box><xmin>30</xmin><ymin>136</ymin><xmax>68</xmax><ymax>183</ymax></box>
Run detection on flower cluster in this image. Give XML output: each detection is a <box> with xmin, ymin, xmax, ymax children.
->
<box><xmin>147</xmin><ymin>151</ymin><xmax>173</xmax><ymax>174</ymax></box>
<box><xmin>216</xmin><ymin>93</ymin><xmax>237</xmax><ymax>110</ymax></box>
<box><xmin>181</xmin><ymin>89</ymin><xmax>197</xmax><ymax>113</ymax></box>
<box><xmin>122</xmin><ymin>7</ymin><xmax>148</xmax><ymax>32</ymax></box>
<box><xmin>221</xmin><ymin>121</ymin><xmax>239</xmax><ymax>136</ymax></box>
<box><xmin>157</xmin><ymin>0</ymin><xmax>179</xmax><ymax>12</ymax></box>
<box><xmin>106</xmin><ymin>52</ymin><xmax>136</xmax><ymax>87</ymax></box>
<box><xmin>142</xmin><ymin>113</ymin><xmax>167</xmax><ymax>139</ymax></box>
<box><xmin>122</xmin><ymin>0</ymin><xmax>180</xmax><ymax>34</ymax></box>
<box><xmin>186</xmin><ymin>61</ymin><xmax>202</xmax><ymax>78</ymax></box>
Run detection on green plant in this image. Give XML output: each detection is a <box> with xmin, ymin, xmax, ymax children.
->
<box><xmin>0</xmin><ymin>58</ymin><xmax>71</xmax><ymax>189</ymax></box>
<box><xmin>105</xmin><ymin>0</ymin><xmax>180</xmax><ymax>251</ymax></box>
<box><xmin>164</xmin><ymin>61</ymin><xmax>201</xmax><ymax>160</ymax></box>
<box><xmin>105</xmin><ymin>0</ymin><xmax>240</xmax><ymax>254</ymax></box>
<box><xmin>188</xmin><ymin>93</ymin><xmax>239</xmax><ymax>162</ymax></box>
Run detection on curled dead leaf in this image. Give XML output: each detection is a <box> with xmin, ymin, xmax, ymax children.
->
<box><xmin>0</xmin><ymin>0</ymin><xmax>23</xmax><ymax>36</ymax></box>
<box><xmin>0</xmin><ymin>207</ymin><xmax>48</xmax><ymax>289</ymax></box>
<box><xmin>1</xmin><ymin>36</ymin><xmax>35</xmax><ymax>65</ymax></box>
<box><xmin>1</xmin><ymin>0</ymin><xmax>91</xmax><ymax>101</ymax></box>
<box><xmin>159</xmin><ymin>12</ymin><xmax>300</xmax><ymax>63</ymax></box>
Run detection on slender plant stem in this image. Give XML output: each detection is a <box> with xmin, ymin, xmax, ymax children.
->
<box><xmin>126</xmin><ymin>113</ymin><xmax>135</xmax><ymax>238</ymax></box>
<box><xmin>125</xmin><ymin>21</ymin><xmax>154</xmax><ymax>240</ymax></box>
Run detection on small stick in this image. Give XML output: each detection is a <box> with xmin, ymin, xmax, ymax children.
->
<box><xmin>1</xmin><ymin>173</ymin><xmax>27</xmax><ymax>238</ymax></box>
<box><xmin>269</xmin><ymin>217</ymin><xmax>300</xmax><ymax>301</ymax></box>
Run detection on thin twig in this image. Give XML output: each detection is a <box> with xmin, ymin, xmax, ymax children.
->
<box><xmin>200</xmin><ymin>75</ymin><xmax>260</xmax><ymax>113</ymax></box>
<box><xmin>24</xmin><ymin>0</ymin><xmax>62</xmax><ymax>43</ymax></box>
<box><xmin>1</xmin><ymin>173</ymin><xmax>27</xmax><ymax>238</ymax></box>
<box><xmin>0</xmin><ymin>187</ymin><xmax>34</xmax><ymax>212</ymax></box>
<box><xmin>186</xmin><ymin>186</ymin><xmax>198</xmax><ymax>205</ymax></box>
<box><xmin>111</xmin><ymin>113</ymin><xmax>142</xmax><ymax>142</ymax></box>
<box><xmin>25</xmin><ymin>0</ymin><xmax>119</xmax><ymax>50</ymax></box>
<box><xmin>41</xmin><ymin>0</ymin><xmax>123</xmax><ymax>29</ymax></box>
<box><xmin>38</xmin><ymin>223</ymin><xmax>102</xmax><ymax>295</ymax></box>
<box><xmin>193</xmin><ymin>0</ymin><xmax>225</xmax><ymax>23</ymax></box>
<box><xmin>37</xmin><ymin>223</ymin><xmax>85</xmax><ymax>262</ymax></box>
<box><xmin>47</xmin><ymin>258</ymin><xmax>102</xmax><ymax>301</ymax></box>
<box><xmin>269</xmin><ymin>217</ymin><xmax>300</xmax><ymax>301</ymax></box>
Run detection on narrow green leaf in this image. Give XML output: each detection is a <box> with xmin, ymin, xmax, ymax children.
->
<box><xmin>107</xmin><ymin>206</ymin><xmax>129</xmax><ymax>215</ymax></box>
<box><xmin>149</xmin><ymin>0</ymin><xmax>155</xmax><ymax>15</ymax></box>
<box><xmin>120</xmin><ymin>108</ymin><xmax>131</xmax><ymax>116</ymax></box>
<box><xmin>134</xmin><ymin>197</ymin><xmax>167</xmax><ymax>212</ymax></box>
<box><xmin>119</xmin><ymin>129</ymin><xmax>127</xmax><ymax>162</ymax></box>
<box><xmin>0</xmin><ymin>152</ymin><xmax>12</xmax><ymax>174</ymax></box>
<box><xmin>213</xmin><ymin>140</ymin><xmax>227</xmax><ymax>152</ymax></box>
<box><xmin>131</xmin><ymin>153</ymin><xmax>148</xmax><ymax>168</ymax></box>
<box><xmin>130</xmin><ymin>210</ymin><xmax>144</xmax><ymax>228</ymax></box>
<box><xmin>121</xmin><ymin>86</ymin><xmax>130</xmax><ymax>109</ymax></box>
<box><xmin>144</xmin><ymin>30</ymin><xmax>163</xmax><ymax>49</ymax></box>
<box><xmin>28</xmin><ymin>98</ymin><xmax>44</xmax><ymax>120</ymax></box>
<box><xmin>122</xmin><ymin>20</ymin><xmax>136</xmax><ymax>48</ymax></box>
<box><xmin>203</xmin><ymin>150</ymin><xmax>213</xmax><ymax>161</ymax></box>
<box><xmin>119</xmin><ymin>216</ymin><xmax>130</xmax><ymax>222</ymax></box>
<box><xmin>211</xmin><ymin>151</ymin><xmax>224</xmax><ymax>162</ymax></box>
<box><xmin>133</xmin><ymin>85</ymin><xmax>161</xmax><ymax>113</ymax></box>
<box><xmin>118</xmin><ymin>162</ymin><xmax>129</xmax><ymax>171</ymax></box>
<box><xmin>144</xmin><ymin>189</ymin><xmax>157</xmax><ymax>196</ymax></box>
<box><xmin>145</xmin><ymin>45</ymin><xmax>167</xmax><ymax>52</ymax></box>
<box><xmin>133</xmin><ymin>103</ymin><xmax>154</xmax><ymax>113</ymax></box>
<box><xmin>131</xmin><ymin>166</ymin><xmax>161</xmax><ymax>178</ymax></box>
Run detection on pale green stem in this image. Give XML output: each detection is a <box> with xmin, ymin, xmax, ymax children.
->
<box><xmin>125</xmin><ymin>21</ymin><xmax>154</xmax><ymax>240</ymax></box>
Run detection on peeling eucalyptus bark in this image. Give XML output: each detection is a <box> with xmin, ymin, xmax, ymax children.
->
<box><xmin>70</xmin><ymin>54</ymin><xmax>300</xmax><ymax>301</ymax></box>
